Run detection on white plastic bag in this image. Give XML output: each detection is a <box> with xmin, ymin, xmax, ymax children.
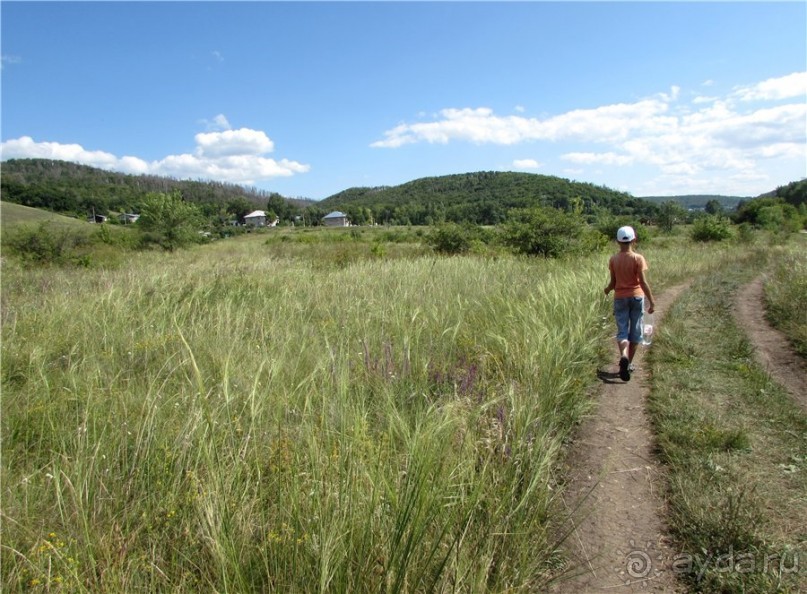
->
<box><xmin>641</xmin><ymin>311</ymin><xmax>655</xmax><ymax>346</ymax></box>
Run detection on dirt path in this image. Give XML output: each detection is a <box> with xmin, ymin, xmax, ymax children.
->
<box><xmin>551</xmin><ymin>284</ymin><xmax>690</xmax><ymax>593</ymax></box>
<box><xmin>735</xmin><ymin>277</ymin><xmax>807</xmax><ymax>411</ymax></box>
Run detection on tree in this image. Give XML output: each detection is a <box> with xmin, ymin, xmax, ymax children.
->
<box><xmin>138</xmin><ymin>191</ymin><xmax>203</xmax><ymax>251</ymax></box>
<box><xmin>657</xmin><ymin>200</ymin><xmax>686</xmax><ymax>233</ymax></box>
<box><xmin>266</xmin><ymin>192</ymin><xmax>294</xmax><ymax>224</ymax></box>
<box><xmin>226</xmin><ymin>197</ymin><xmax>254</xmax><ymax>223</ymax></box>
<box><xmin>704</xmin><ymin>199</ymin><xmax>724</xmax><ymax>216</ymax></box>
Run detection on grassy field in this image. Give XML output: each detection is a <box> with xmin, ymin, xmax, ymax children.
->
<box><xmin>647</xmin><ymin>240</ymin><xmax>807</xmax><ymax>593</ymax></box>
<box><xmin>0</xmin><ymin>225</ymin><xmax>796</xmax><ymax>592</ymax></box>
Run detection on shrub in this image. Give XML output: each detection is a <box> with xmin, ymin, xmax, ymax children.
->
<box><xmin>4</xmin><ymin>223</ymin><xmax>93</xmax><ymax>266</ymax></box>
<box><xmin>691</xmin><ymin>215</ymin><xmax>734</xmax><ymax>242</ymax></box>
<box><xmin>596</xmin><ymin>218</ymin><xmax>651</xmax><ymax>244</ymax></box>
<box><xmin>501</xmin><ymin>206</ymin><xmax>593</xmax><ymax>258</ymax></box>
<box><xmin>428</xmin><ymin>223</ymin><xmax>480</xmax><ymax>255</ymax></box>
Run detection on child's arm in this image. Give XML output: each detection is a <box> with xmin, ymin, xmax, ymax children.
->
<box><xmin>604</xmin><ymin>268</ymin><xmax>616</xmax><ymax>295</ymax></box>
<box><xmin>639</xmin><ymin>269</ymin><xmax>655</xmax><ymax>313</ymax></box>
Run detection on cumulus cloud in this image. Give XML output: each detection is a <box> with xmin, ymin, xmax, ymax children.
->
<box><xmin>733</xmin><ymin>71</ymin><xmax>807</xmax><ymax>101</ymax></box>
<box><xmin>513</xmin><ymin>158</ymin><xmax>542</xmax><ymax>170</ymax></box>
<box><xmin>195</xmin><ymin>128</ymin><xmax>274</xmax><ymax>157</ymax></box>
<box><xmin>0</xmin><ymin>117</ymin><xmax>310</xmax><ymax>185</ymax></box>
<box><xmin>372</xmin><ymin>71</ymin><xmax>806</xmax><ymax>194</ymax></box>
<box><xmin>371</xmin><ymin>99</ymin><xmax>674</xmax><ymax>148</ymax></box>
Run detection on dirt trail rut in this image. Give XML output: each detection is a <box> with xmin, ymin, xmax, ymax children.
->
<box><xmin>735</xmin><ymin>277</ymin><xmax>807</xmax><ymax>412</ymax></box>
<box><xmin>551</xmin><ymin>284</ymin><xmax>690</xmax><ymax>593</ymax></box>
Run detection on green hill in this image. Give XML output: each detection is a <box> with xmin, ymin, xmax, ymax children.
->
<box><xmin>0</xmin><ymin>158</ymin><xmax>313</xmax><ymax>222</ymax></box>
<box><xmin>317</xmin><ymin>171</ymin><xmax>657</xmax><ymax>225</ymax></box>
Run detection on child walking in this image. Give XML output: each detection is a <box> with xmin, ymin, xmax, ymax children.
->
<box><xmin>604</xmin><ymin>226</ymin><xmax>655</xmax><ymax>382</ymax></box>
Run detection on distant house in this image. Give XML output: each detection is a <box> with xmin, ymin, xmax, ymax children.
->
<box><xmin>88</xmin><ymin>214</ymin><xmax>108</xmax><ymax>223</ymax></box>
<box><xmin>244</xmin><ymin>210</ymin><xmax>279</xmax><ymax>227</ymax></box>
<box><xmin>323</xmin><ymin>211</ymin><xmax>349</xmax><ymax>227</ymax></box>
<box><xmin>244</xmin><ymin>210</ymin><xmax>267</xmax><ymax>227</ymax></box>
<box><xmin>119</xmin><ymin>213</ymin><xmax>140</xmax><ymax>224</ymax></box>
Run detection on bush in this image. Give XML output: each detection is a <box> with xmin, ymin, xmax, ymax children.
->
<box><xmin>501</xmin><ymin>206</ymin><xmax>594</xmax><ymax>258</ymax></box>
<box><xmin>734</xmin><ymin>197</ymin><xmax>802</xmax><ymax>232</ymax></box>
<box><xmin>428</xmin><ymin>223</ymin><xmax>486</xmax><ymax>255</ymax></box>
<box><xmin>596</xmin><ymin>218</ymin><xmax>651</xmax><ymax>245</ymax></box>
<box><xmin>691</xmin><ymin>215</ymin><xmax>734</xmax><ymax>242</ymax></box>
<box><xmin>4</xmin><ymin>223</ymin><xmax>93</xmax><ymax>266</ymax></box>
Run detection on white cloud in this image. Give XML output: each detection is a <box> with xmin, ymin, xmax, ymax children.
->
<box><xmin>371</xmin><ymin>99</ymin><xmax>675</xmax><ymax>148</ymax></box>
<box><xmin>733</xmin><ymin>71</ymin><xmax>807</xmax><ymax>101</ymax></box>
<box><xmin>0</xmin><ymin>117</ymin><xmax>310</xmax><ymax>185</ymax></box>
<box><xmin>199</xmin><ymin>113</ymin><xmax>232</xmax><ymax>131</ymax></box>
<box><xmin>0</xmin><ymin>136</ymin><xmax>124</xmax><ymax>169</ymax></box>
<box><xmin>562</xmin><ymin>152</ymin><xmax>635</xmax><ymax>166</ymax></box>
<box><xmin>372</xmin><ymin>71</ymin><xmax>806</xmax><ymax>195</ymax></box>
<box><xmin>195</xmin><ymin>128</ymin><xmax>274</xmax><ymax>157</ymax></box>
<box><xmin>513</xmin><ymin>158</ymin><xmax>541</xmax><ymax>169</ymax></box>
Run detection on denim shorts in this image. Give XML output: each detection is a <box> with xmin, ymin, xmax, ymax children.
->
<box><xmin>614</xmin><ymin>296</ymin><xmax>644</xmax><ymax>343</ymax></box>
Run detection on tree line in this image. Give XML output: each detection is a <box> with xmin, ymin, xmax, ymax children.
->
<box><xmin>2</xmin><ymin>159</ymin><xmax>804</xmax><ymax>236</ymax></box>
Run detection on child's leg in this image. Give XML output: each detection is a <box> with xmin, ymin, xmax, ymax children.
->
<box><xmin>614</xmin><ymin>298</ymin><xmax>633</xmax><ymax>380</ymax></box>
<box><xmin>613</xmin><ymin>299</ymin><xmax>631</xmax><ymax>359</ymax></box>
<box><xmin>627</xmin><ymin>297</ymin><xmax>644</xmax><ymax>362</ymax></box>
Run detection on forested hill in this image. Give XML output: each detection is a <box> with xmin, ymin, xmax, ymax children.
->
<box><xmin>0</xmin><ymin>158</ymin><xmax>313</xmax><ymax>218</ymax></box>
<box><xmin>639</xmin><ymin>194</ymin><xmax>748</xmax><ymax>210</ymax></box>
<box><xmin>318</xmin><ymin>171</ymin><xmax>657</xmax><ymax>225</ymax></box>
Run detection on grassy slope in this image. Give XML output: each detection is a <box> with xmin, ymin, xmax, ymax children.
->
<box><xmin>1</xmin><ymin>200</ymin><xmax>88</xmax><ymax>230</ymax></box>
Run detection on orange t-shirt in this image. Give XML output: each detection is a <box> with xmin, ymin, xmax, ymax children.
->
<box><xmin>609</xmin><ymin>251</ymin><xmax>648</xmax><ymax>298</ymax></box>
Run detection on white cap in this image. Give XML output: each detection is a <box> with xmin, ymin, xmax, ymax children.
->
<box><xmin>616</xmin><ymin>225</ymin><xmax>636</xmax><ymax>243</ymax></box>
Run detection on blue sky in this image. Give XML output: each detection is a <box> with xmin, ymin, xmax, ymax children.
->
<box><xmin>2</xmin><ymin>1</ymin><xmax>805</xmax><ymax>200</ymax></box>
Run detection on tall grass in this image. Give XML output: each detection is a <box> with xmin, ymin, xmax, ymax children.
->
<box><xmin>646</xmin><ymin>247</ymin><xmax>806</xmax><ymax>593</ymax></box>
<box><xmin>1</xmin><ymin>232</ymin><xmax>748</xmax><ymax>592</ymax></box>
<box><xmin>762</xmin><ymin>239</ymin><xmax>807</xmax><ymax>357</ymax></box>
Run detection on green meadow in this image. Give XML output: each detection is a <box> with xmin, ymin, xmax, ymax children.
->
<box><xmin>1</xmin><ymin>226</ymin><xmax>802</xmax><ymax>592</ymax></box>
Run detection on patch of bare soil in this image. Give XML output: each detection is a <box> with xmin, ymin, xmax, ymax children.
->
<box><xmin>550</xmin><ymin>284</ymin><xmax>690</xmax><ymax>594</ymax></box>
<box><xmin>735</xmin><ymin>277</ymin><xmax>807</xmax><ymax>412</ymax></box>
